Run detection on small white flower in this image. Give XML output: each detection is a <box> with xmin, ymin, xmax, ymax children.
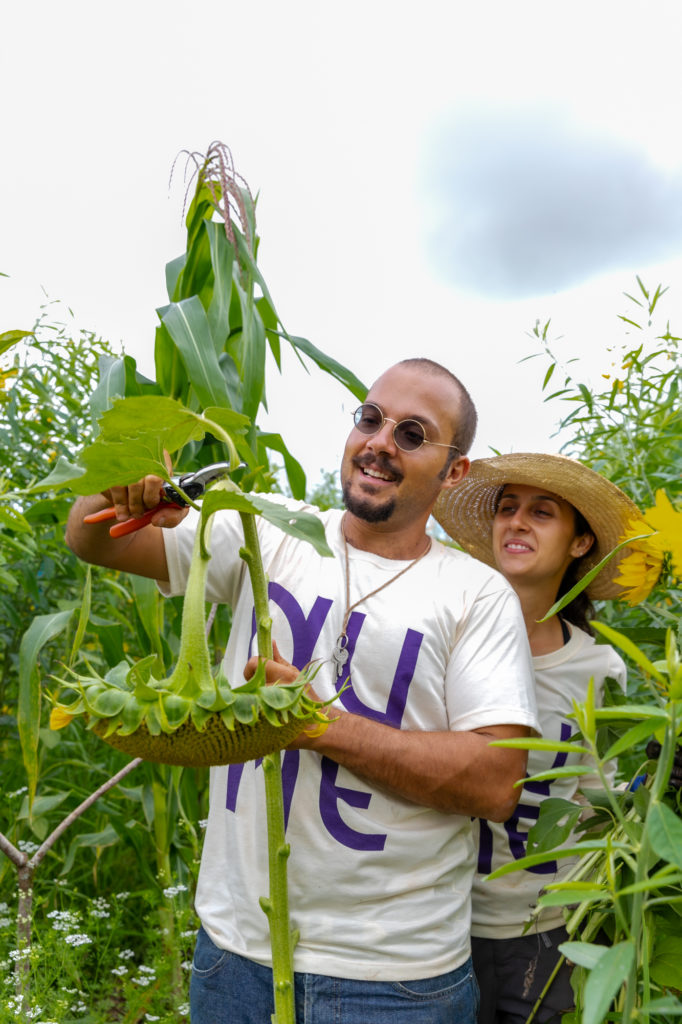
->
<box><xmin>181</xmin><ymin>959</ymin><xmax>193</xmax><ymax>971</ymax></box>
<box><xmin>178</xmin><ymin>1004</ymin><xmax>190</xmax><ymax>1015</ymax></box>
<box><xmin>131</xmin><ymin>976</ymin><xmax>152</xmax><ymax>987</ymax></box>
<box><xmin>198</xmin><ymin>819</ymin><xmax>209</xmax><ymax>829</ymax></box>
<box><xmin>145</xmin><ymin>1015</ymin><xmax>161</xmax><ymax>1022</ymax></box>
<box><xmin>115</xmin><ymin>891</ymin><xmax>130</xmax><ymax>900</ymax></box>
<box><xmin>0</xmin><ymin>918</ymin><xmax>11</xmax><ymax>929</ymax></box>
<box><xmin>118</xmin><ymin>948</ymin><xmax>135</xmax><ymax>960</ymax></box>
<box><xmin>64</xmin><ymin>933</ymin><xmax>92</xmax><ymax>947</ymax></box>
<box><xmin>17</xmin><ymin>840</ymin><xmax>40</xmax><ymax>855</ymax></box>
<box><xmin>162</xmin><ymin>883</ymin><xmax>188</xmax><ymax>898</ymax></box>
<box><xmin>8</xmin><ymin>787</ymin><xmax>28</xmax><ymax>798</ymax></box>
<box><xmin>111</xmin><ymin>965</ymin><xmax>128</xmax><ymax>977</ymax></box>
<box><xmin>139</xmin><ymin>965</ymin><xmax>156</xmax><ymax>975</ymax></box>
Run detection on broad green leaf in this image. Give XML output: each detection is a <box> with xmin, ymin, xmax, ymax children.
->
<box><xmin>526</xmin><ymin>797</ymin><xmax>582</xmax><ymax>853</ymax></box>
<box><xmin>201</xmin><ymin>487</ymin><xmax>333</xmax><ymax>557</ymax></box>
<box><xmin>555</xmin><ymin>940</ymin><xmax>608</xmax><ymax>971</ymax></box>
<box><xmin>647</xmin><ymin>801</ymin><xmax>682</xmax><ymax>868</ymax></box>
<box><xmin>18</xmin><ymin>791</ymin><xmax>70</xmax><ymax>820</ymax></box>
<box><xmin>162</xmin><ymin>296</ymin><xmax>231</xmax><ymax>408</ymax></box>
<box><xmin>582</xmin><ymin>941</ymin><xmax>635</xmax><ymax>1024</ymax></box>
<box><xmin>203</xmin><ymin>405</ymin><xmax>251</xmax><ymax>435</ymax></box>
<box><xmin>29</xmin><ymin>455</ymin><xmax>86</xmax><ymax>493</ymax></box>
<box><xmin>18</xmin><ymin>609</ymin><xmax>75</xmax><ymax>805</ymax></box>
<box><xmin>30</xmin><ymin>396</ymin><xmax>240</xmax><ymax>494</ymax></box>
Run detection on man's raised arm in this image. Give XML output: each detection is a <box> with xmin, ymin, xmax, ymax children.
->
<box><xmin>65</xmin><ymin>475</ymin><xmax>188</xmax><ymax>581</ymax></box>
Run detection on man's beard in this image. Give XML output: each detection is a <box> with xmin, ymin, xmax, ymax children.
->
<box><xmin>342</xmin><ymin>480</ymin><xmax>396</xmax><ymax>523</ymax></box>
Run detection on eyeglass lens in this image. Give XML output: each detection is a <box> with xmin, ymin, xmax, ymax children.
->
<box><xmin>353</xmin><ymin>403</ymin><xmax>426</xmax><ymax>451</ymax></box>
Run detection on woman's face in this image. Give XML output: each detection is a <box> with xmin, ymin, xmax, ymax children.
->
<box><xmin>492</xmin><ymin>483</ymin><xmax>594</xmax><ymax>589</ymax></box>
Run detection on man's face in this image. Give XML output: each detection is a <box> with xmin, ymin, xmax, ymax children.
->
<box><xmin>341</xmin><ymin>364</ymin><xmax>468</xmax><ymax>529</ymax></box>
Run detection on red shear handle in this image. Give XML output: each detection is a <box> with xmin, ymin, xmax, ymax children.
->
<box><xmin>83</xmin><ymin>501</ymin><xmax>181</xmax><ymax>537</ymax></box>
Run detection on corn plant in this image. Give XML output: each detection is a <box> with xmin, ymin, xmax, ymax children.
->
<box><xmin>8</xmin><ymin>143</ymin><xmax>365</xmax><ymax>1023</ymax></box>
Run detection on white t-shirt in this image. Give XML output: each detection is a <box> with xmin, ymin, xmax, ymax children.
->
<box><xmin>471</xmin><ymin>623</ymin><xmax>626</xmax><ymax>939</ymax></box>
<box><xmin>161</xmin><ymin>497</ymin><xmax>539</xmax><ymax>980</ymax></box>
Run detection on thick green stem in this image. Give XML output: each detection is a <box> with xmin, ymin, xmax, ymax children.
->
<box><xmin>239</xmin><ymin>512</ymin><xmax>296</xmax><ymax>1024</ymax></box>
<box><xmin>168</xmin><ymin>517</ymin><xmax>214</xmax><ymax>699</ymax></box>
<box><xmin>621</xmin><ymin>703</ymin><xmax>678</xmax><ymax>1023</ymax></box>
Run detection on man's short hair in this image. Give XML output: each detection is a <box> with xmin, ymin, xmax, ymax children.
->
<box><xmin>397</xmin><ymin>358</ymin><xmax>477</xmax><ymax>455</ymax></box>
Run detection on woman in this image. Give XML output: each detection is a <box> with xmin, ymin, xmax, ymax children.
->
<box><xmin>434</xmin><ymin>452</ymin><xmax>647</xmax><ymax>1024</ymax></box>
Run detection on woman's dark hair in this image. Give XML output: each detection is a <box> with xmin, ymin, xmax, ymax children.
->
<box><xmin>556</xmin><ymin>508</ymin><xmax>595</xmax><ymax>635</ymax></box>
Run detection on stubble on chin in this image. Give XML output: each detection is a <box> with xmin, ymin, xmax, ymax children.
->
<box><xmin>341</xmin><ymin>481</ymin><xmax>396</xmax><ymax>523</ymax></box>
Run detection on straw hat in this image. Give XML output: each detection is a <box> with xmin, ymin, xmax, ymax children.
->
<box><xmin>433</xmin><ymin>453</ymin><xmax>642</xmax><ymax>600</ymax></box>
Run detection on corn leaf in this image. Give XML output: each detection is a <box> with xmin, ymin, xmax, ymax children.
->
<box><xmin>161</xmin><ymin>296</ymin><xmax>231</xmax><ymax>408</ymax></box>
<box><xmin>18</xmin><ymin>609</ymin><xmax>75</xmax><ymax>806</ymax></box>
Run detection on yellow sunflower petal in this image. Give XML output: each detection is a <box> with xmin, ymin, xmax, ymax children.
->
<box><xmin>643</xmin><ymin>490</ymin><xmax>682</xmax><ymax>579</ymax></box>
<box><xmin>614</xmin><ymin>517</ymin><xmax>664</xmax><ymax>604</ymax></box>
<box><xmin>50</xmin><ymin>706</ymin><xmax>75</xmax><ymax>730</ymax></box>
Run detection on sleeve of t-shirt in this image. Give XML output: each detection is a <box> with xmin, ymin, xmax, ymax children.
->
<box><xmin>444</xmin><ymin>582</ymin><xmax>539</xmax><ymax>734</ymax></box>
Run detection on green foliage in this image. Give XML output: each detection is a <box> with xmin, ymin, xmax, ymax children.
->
<box><xmin>528</xmin><ymin>277</ymin><xmax>681</xmax><ymax>713</ymax></box>
<box><xmin>2</xmin><ymin>144</ymin><xmax>365</xmax><ymax>1022</ymax></box>
<box><xmin>491</xmin><ymin>626</ymin><xmax>682</xmax><ymax>1024</ymax></box>
<box><xmin>510</xmin><ymin>278</ymin><xmax>682</xmax><ymax>1024</ymax></box>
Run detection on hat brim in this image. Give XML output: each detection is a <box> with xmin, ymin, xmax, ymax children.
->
<box><xmin>433</xmin><ymin>453</ymin><xmax>641</xmax><ymax>600</ymax></box>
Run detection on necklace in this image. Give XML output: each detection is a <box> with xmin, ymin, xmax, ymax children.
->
<box><xmin>331</xmin><ymin>527</ymin><xmax>432</xmax><ymax>678</ymax></box>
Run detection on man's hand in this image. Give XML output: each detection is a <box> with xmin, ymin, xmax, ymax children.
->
<box><xmin>243</xmin><ymin>642</ymin><xmax>303</xmax><ymax>687</ymax></box>
<box><xmin>65</xmin><ymin>466</ymin><xmax>184</xmax><ymax>580</ymax></box>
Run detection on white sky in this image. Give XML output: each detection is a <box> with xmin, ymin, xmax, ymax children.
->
<box><xmin>3</xmin><ymin>0</ymin><xmax>682</xmax><ymax>486</ymax></box>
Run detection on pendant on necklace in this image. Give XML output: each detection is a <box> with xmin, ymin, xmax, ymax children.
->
<box><xmin>331</xmin><ymin>633</ymin><xmax>349</xmax><ymax>678</ymax></box>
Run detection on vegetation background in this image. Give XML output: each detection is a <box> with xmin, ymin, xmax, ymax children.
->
<box><xmin>0</xmin><ymin>270</ymin><xmax>680</xmax><ymax>1022</ymax></box>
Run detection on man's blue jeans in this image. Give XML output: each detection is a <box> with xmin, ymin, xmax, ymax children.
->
<box><xmin>190</xmin><ymin>926</ymin><xmax>479</xmax><ymax>1024</ymax></box>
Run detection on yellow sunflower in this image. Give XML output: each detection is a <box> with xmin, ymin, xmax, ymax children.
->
<box><xmin>613</xmin><ymin>518</ymin><xmax>664</xmax><ymax>605</ymax></box>
<box><xmin>642</xmin><ymin>489</ymin><xmax>682</xmax><ymax>580</ymax></box>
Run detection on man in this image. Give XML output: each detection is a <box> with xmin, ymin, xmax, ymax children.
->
<box><xmin>66</xmin><ymin>358</ymin><xmax>538</xmax><ymax>1024</ymax></box>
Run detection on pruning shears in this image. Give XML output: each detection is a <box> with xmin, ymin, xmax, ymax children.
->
<box><xmin>82</xmin><ymin>462</ymin><xmax>233</xmax><ymax>538</ymax></box>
